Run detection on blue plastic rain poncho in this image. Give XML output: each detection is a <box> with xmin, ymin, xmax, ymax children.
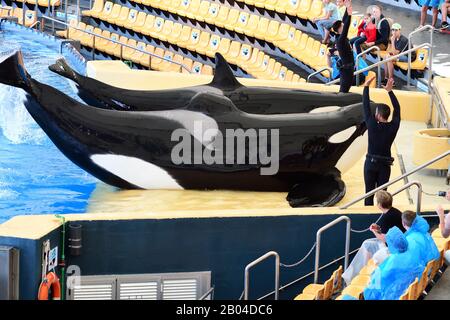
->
<box><xmin>331</xmin><ymin>52</ymin><xmax>369</xmax><ymax>80</ymax></box>
<box><xmin>405</xmin><ymin>215</ymin><xmax>440</xmax><ymax>266</ymax></box>
<box><xmin>363</xmin><ymin>227</ymin><xmax>425</xmax><ymax>300</ymax></box>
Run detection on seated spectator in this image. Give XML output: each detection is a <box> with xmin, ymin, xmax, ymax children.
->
<box><xmin>381</xmin><ymin>23</ymin><xmax>416</xmax><ymax>86</ymax></box>
<box><xmin>441</xmin><ymin>0</ymin><xmax>450</xmax><ymax>29</ymax></box>
<box><xmin>342</xmin><ymin>190</ymin><xmax>405</xmax><ymax>285</ymax></box>
<box><xmin>419</xmin><ymin>0</ymin><xmax>440</xmax><ymax>28</ymax></box>
<box><xmin>402</xmin><ymin>210</ymin><xmax>440</xmax><ymax>266</ymax></box>
<box><xmin>436</xmin><ymin>190</ymin><xmax>450</xmax><ymax>264</ymax></box>
<box><xmin>363</xmin><ymin>227</ymin><xmax>425</xmax><ymax>300</ymax></box>
<box><xmin>350</xmin><ymin>13</ymin><xmax>376</xmax><ymax>55</ymax></box>
<box><xmin>327</xmin><ymin>47</ymin><xmax>368</xmax><ymax>83</ymax></box>
<box><xmin>362</xmin><ymin>5</ymin><xmax>390</xmax><ymax>51</ymax></box>
<box><xmin>313</xmin><ymin>0</ymin><xmax>340</xmax><ymax>44</ymax></box>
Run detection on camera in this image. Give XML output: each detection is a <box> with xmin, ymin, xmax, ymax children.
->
<box><xmin>438</xmin><ymin>191</ymin><xmax>447</xmax><ymax>197</ymax></box>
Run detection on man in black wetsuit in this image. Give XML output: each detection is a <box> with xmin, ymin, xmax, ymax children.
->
<box><xmin>330</xmin><ymin>0</ymin><xmax>354</xmax><ymax>93</ymax></box>
<box><xmin>362</xmin><ymin>77</ymin><xmax>400</xmax><ymax>206</ymax></box>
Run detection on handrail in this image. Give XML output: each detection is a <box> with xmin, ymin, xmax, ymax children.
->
<box><xmin>244</xmin><ymin>251</ymin><xmax>280</xmax><ymax>300</ymax></box>
<box><xmin>199</xmin><ymin>287</ymin><xmax>214</xmax><ymax>300</ymax></box>
<box><xmin>39</xmin><ymin>15</ymin><xmax>192</xmax><ymax>73</ymax></box>
<box><xmin>355</xmin><ymin>46</ymin><xmax>381</xmax><ymax>87</ymax></box>
<box><xmin>391</xmin><ymin>181</ymin><xmax>422</xmax><ymax>214</ymax></box>
<box><xmin>407</xmin><ymin>25</ymin><xmax>434</xmax><ymax>89</ymax></box>
<box><xmin>30</xmin><ymin>20</ymin><xmax>40</xmax><ymax>30</ymax></box>
<box><xmin>340</xmin><ymin>150</ymin><xmax>450</xmax><ymax>209</ymax></box>
<box><xmin>429</xmin><ymin>80</ymin><xmax>449</xmax><ymax>129</ymax></box>
<box><xmin>314</xmin><ymin>216</ymin><xmax>351</xmax><ymax>284</ymax></box>
<box><xmin>326</xmin><ymin>43</ymin><xmax>431</xmax><ymax>86</ymax></box>
<box><xmin>307</xmin><ymin>67</ymin><xmax>331</xmax><ymax>83</ymax></box>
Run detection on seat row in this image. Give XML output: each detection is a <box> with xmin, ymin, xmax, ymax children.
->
<box><xmin>13</xmin><ymin>0</ymin><xmax>60</xmax><ymax>7</ymax></box>
<box><xmin>0</xmin><ymin>7</ymin><xmax>37</xmax><ymax>27</ymax></box>
<box><xmin>57</xmin><ymin>20</ymin><xmax>214</xmax><ymax>74</ymax></box>
<box><xmin>379</xmin><ymin>47</ymin><xmax>429</xmax><ymax>71</ymax></box>
<box><xmin>293</xmin><ymin>266</ymin><xmax>343</xmax><ymax>300</ymax></box>
<box><xmin>82</xmin><ymin>1</ymin><xmax>304</xmax><ymax>81</ymax></box>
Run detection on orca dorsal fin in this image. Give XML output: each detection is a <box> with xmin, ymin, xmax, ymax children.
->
<box><xmin>209</xmin><ymin>53</ymin><xmax>242</xmax><ymax>90</ymax></box>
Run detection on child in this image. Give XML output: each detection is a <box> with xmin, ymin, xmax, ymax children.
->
<box><xmin>350</xmin><ymin>13</ymin><xmax>376</xmax><ymax>55</ymax></box>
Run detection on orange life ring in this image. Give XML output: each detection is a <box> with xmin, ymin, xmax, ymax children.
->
<box><xmin>38</xmin><ymin>272</ymin><xmax>61</xmax><ymax>300</ymax></box>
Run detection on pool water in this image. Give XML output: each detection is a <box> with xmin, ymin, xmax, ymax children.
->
<box><xmin>0</xmin><ymin>25</ymin><xmax>97</xmax><ymax>224</ymax></box>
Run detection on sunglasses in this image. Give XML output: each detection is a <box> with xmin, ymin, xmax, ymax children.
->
<box><xmin>391</xmin><ymin>29</ymin><xmax>399</xmax><ymax>31</ymax></box>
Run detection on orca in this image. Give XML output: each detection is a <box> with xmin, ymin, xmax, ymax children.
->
<box><xmin>48</xmin><ymin>54</ymin><xmax>363</xmax><ymax>115</ymax></box>
<box><xmin>0</xmin><ymin>50</ymin><xmax>377</xmax><ymax>207</ymax></box>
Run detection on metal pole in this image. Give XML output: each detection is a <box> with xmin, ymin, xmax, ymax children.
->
<box><xmin>340</xmin><ymin>150</ymin><xmax>450</xmax><ymax>209</ymax></box>
<box><xmin>314</xmin><ymin>216</ymin><xmax>351</xmax><ymax>284</ymax></box>
<box><xmin>244</xmin><ymin>251</ymin><xmax>279</xmax><ymax>300</ymax></box>
<box><xmin>391</xmin><ymin>181</ymin><xmax>422</xmax><ymax>214</ymax></box>
<box><xmin>92</xmin><ymin>36</ymin><xmax>95</xmax><ymax>60</ymax></box>
<box><xmin>428</xmin><ymin>30</ymin><xmax>433</xmax><ymax>94</ymax></box>
<box><xmin>77</xmin><ymin>0</ymin><xmax>80</xmax><ymax>21</ymax></box>
<box><xmin>407</xmin><ymin>25</ymin><xmax>434</xmax><ymax>87</ymax></box>
<box><xmin>355</xmin><ymin>46</ymin><xmax>380</xmax><ymax>86</ymax></box>
<box><xmin>64</xmin><ymin>0</ymin><xmax>68</xmax><ymax>25</ymax></box>
<box><xmin>307</xmin><ymin>67</ymin><xmax>331</xmax><ymax>83</ymax></box>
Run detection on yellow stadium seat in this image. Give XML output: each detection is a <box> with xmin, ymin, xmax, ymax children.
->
<box><xmin>150</xmin><ymin>17</ymin><xmax>165</xmax><ymax>40</ymax></box>
<box><xmin>168</xmin><ymin>0</ymin><xmax>181</xmax><ymax>14</ymax></box>
<box><xmin>396</xmin><ymin>48</ymin><xmax>429</xmax><ymax>71</ymax></box>
<box><xmin>278</xmin><ymin>66</ymin><xmax>288</xmax><ymax>81</ymax></box>
<box><xmin>285</xmin><ymin>70</ymin><xmax>294</xmax><ymax>82</ymax></box>
<box><xmin>367</xmin><ymin>259</ymin><xmax>376</xmax><ymax>267</ymax></box>
<box><xmin>276</xmin><ymin>28</ymin><xmax>300</xmax><ymax>51</ymax></box>
<box><xmin>234</xmin><ymin>11</ymin><xmax>250</xmax><ymax>34</ymax></box>
<box><xmin>191</xmin><ymin>61</ymin><xmax>203</xmax><ymax>74</ymax></box>
<box><xmin>105</xmin><ymin>4</ymin><xmax>121</xmax><ymax>24</ymax></box>
<box><xmin>350</xmin><ymin>275</ymin><xmax>371</xmax><ymax>287</ymax></box>
<box><xmin>254</xmin><ymin>17</ymin><xmax>270</xmax><ymax>40</ymax></box>
<box><xmin>22</xmin><ymin>10</ymin><xmax>37</xmax><ymax>27</ymax></box>
<box><xmin>268</xmin><ymin>62</ymin><xmax>282</xmax><ymax>80</ymax></box>
<box><xmin>139</xmin><ymin>44</ymin><xmax>155</xmax><ymax>68</ymax></box>
<box><xmin>226</xmin><ymin>41</ymin><xmax>241</xmax><ymax>65</ymax></box>
<box><xmin>182</xmin><ymin>57</ymin><xmax>194</xmax><ymax>74</ymax></box>
<box><xmin>80</xmin><ymin>25</ymin><xmax>95</xmax><ymax>47</ymax></box>
<box><xmin>432</xmin><ymin>228</ymin><xmax>444</xmax><ymax>239</ymax></box>
<box><xmin>305</xmin><ymin>40</ymin><xmax>321</xmax><ymax>65</ymax></box>
<box><xmin>56</xmin><ymin>18</ymin><xmax>77</xmax><ymax>38</ymax></box>
<box><xmin>131</xmin><ymin>12</ymin><xmax>147</xmax><ymax>34</ymax></box>
<box><xmin>256</xmin><ymin>58</ymin><xmax>275</xmax><ymax>79</ymax></box>
<box><xmin>143</xmin><ymin>0</ymin><xmax>162</xmax><ymax>8</ymax></box>
<box><xmin>292</xmin><ymin>74</ymin><xmax>300</xmax><ymax>82</ymax></box>
<box><xmin>131</xmin><ymin>42</ymin><xmax>146</xmax><ymax>64</ymax></box>
<box><xmin>302</xmin><ymin>274</ymin><xmax>334</xmax><ymax>300</ymax></box>
<box><xmin>185</xmin><ymin>0</ymin><xmax>201</xmax><ymax>19</ymax></box>
<box><xmin>104</xmin><ymin>33</ymin><xmax>120</xmax><ymax>56</ymax></box>
<box><xmin>217</xmin><ymin>37</ymin><xmax>231</xmax><ymax>57</ymax></box>
<box><xmin>266</xmin><ymin>0</ymin><xmax>288</xmax><ymax>13</ymax></box>
<box><xmin>195</xmin><ymin>32</ymin><xmax>211</xmax><ymax>55</ymax></box>
<box><xmin>272</xmin><ymin>23</ymin><xmax>291</xmax><ymax>44</ymax></box>
<box><xmin>122</xmin><ymin>38</ymin><xmax>137</xmax><ymax>61</ymax></box>
<box><xmin>141</xmin><ymin>15</ymin><xmax>155</xmax><ymax>37</ymax></box>
<box><xmin>114</xmin><ymin>36</ymin><xmax>129</xmax><ymax>58</ymax></box>
<box><xmin>265</xmin><ymin>20</ymin><xmax>280</xmax><ymax>42</ymax></box>
<box><xmin>94</xmin><ymin>29</ymin><xmax>111</xmax><ymax>52</ymax></box>
<box><xmin>286</xmin><ymin>0</ymin><xmax>300</xmax><ymax>16</ymax></box>
<box><xmin>177</xmin><ymin>25</ymin><xmax>192</xmax><ymax>47</ymax></box>
<box><xmin>433</xmin><ymin>237</ymin><xmax>450</xmax><ymax>251</ymax></box>
<box><xmin>168</xmin><ymin>54</ymin><xmax>184</xmax><ymax>73</ymax></box>
<box><xmin>201</xmin><ymin>64</ymin><xmax>214</xmax><ymax>75</ymax></box>
<box><xmin>37</xmin><ymin>0</ymin><xmax>61</xmax><ymax>6</ymax></box>
<box><xmin>151</xmin><ymin>47</ymin><xmax>165</xmax><ymax>70</ymax></box>
<box><xmin>159</xmin><ymin>51</ymin><xmax>175</xmax><ymax>72</ymax></box>
<box><xmin>197</xmin><ymin>0</ymin><xmax>210</xmax><ymax>22</ymax></box>
<box><xmin>161</xmin><ymin>20</ymin><xmax>174</xmax><ymax>42</ymax></box>
<box><xmin>186</xmin><ymin>29</ymin><xmax>201</xmax><ymax>51</ymax></box>
<box><xmin>123</xmin><ymin>9</ymin><xmax>138</xmax><ymax>30</ymax></box>
<box><xmin>82</xmin><ymin>0</ymin><xmax>104</xmax><ymax>17</ymax></box>
<box><xmin>205</xmin><ymin>35</ymin><xmax>220</xmax><ymax>57</ymax></box>
<box><xmin>359</xmin><ymin>264</ymin><xmax>377</xmax><ymax>276</ymax></box>
<box><xmin>238</xmin><ymin>44</ymin><xmax>252</xmax><ymax>64</ymax></box>
<box><xmin>294</xmin><ymin>293</ymin><xmax>318</xmax><ymax>300</ymax></box>
<box><xmin>246</xmin><ymin>51</ymin><xmax>267</xmax><ymax>74</ymax></box>
<box><xmin>305</xmin><ymin>0</ymin><xmax>323</xmax><ymax>20</ymax></box>
<box><xmin>204</xmin><ymin>2</ymin><xmax>219</xmax><ymax>25</ymax></box>
<box><xmin>167</xmin><ymin>23</ymin><xmax>183</xmax><ymax>44</ymax></box>
<box><xmin>215</xmin><ymin>6</ymin><xmax>230</xmax><ymax>28</ymax></box>
<box><xmin>348</xmin><ymin>15</ymin><xmax>362</xmax><ymax>39</ymax></box>
<box><xmin>225</xmin><ymin>8</ymin><xmax>240</xmax><ymax>31</ymax></box>
<box><xmin>297</xmin><ymin>0</ymin><xmax>312</xmax><ymax>19</ymax></box>
<box><xmin>242</xmin><ymin>14</ymin><xmax>259</xmax><ymax>38</ymax></box>
<box><xmin>115</xmin><ymin>6</ymin><xmax>129</xmax><ymax>27</ymax></box>
<box><xmin>311</xmin><ymin>44</ymin><xmax>328</xmax><ymax>69</ymax></box>
<box><xmin>341</xmin><ymin>285</ymin><xmax>364</xmax><ymax>300</ymax></box>
<box><xmin>69</xmin><ymin>22</ymin><xmax>87</xmax><ymax>42</ymax></box>
<box><xmin>253</xmin><ymin>0</ymin><xmax>266</xmax><ymax>8</ymax></box>
<box><xmin>399</xmin><ymin>291</ymin><xmax>409</xmax><ymax>300</ymax></box>
<box><xmin>407</xmin><ymin>277</ymin><xmax>419</xmax><ymax>300</ymax></box>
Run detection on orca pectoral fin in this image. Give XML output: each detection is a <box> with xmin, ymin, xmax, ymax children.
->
<box><xmin>186</xmin><ymin>91</ymin><xmax>240</xmax><ymax>115</ymax></box>
<box><xmin>286</xmin><ymin>171</ymin><xmax>346</xmax><ymax>207</ymax></box>
<box><xmin>209</xmin><ymin>53</ymin><xmax>242</xmax><ymax>90</ymax></box>
<box><xmin>48</xmin><ymin>58</ymin><xmax>80</xmax><ymax>84</ymax></box>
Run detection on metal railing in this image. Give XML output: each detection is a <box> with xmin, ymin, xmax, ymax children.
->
<box><xmin>355</xmin><ymin>46</ymin><xmax>381</xmax><ymax>87</ymax></box>
<box><xmin>429</xmin><ymin>79</ymin><xmax>449</xmax><ymax>129</ymax></box>
<box><xmin>326</xmin><ymin>42</ymin><xmax>431</xmax><ymax>87</ymax></box>
<box><xmin>391</xmin><ymin>181</ymin><xmax>422</xmax><ymax>214</ymax></box>
<box><xmin>407</xmin><ymin>25</ymin><xmax>434</xmax><ymax>88</ymax></box>
<box><xmin>314</xmin><ymin>216</ymin><xmax>351</xmax><ymax>284</ymax></box>
<box><xmin>244</xmin><ymin>251</ymin><xmax>280</xmax><ymax>300</ymax></box>
<box><xmin>307</xmin><ymin>67</ymin><xmax>331</xmax><ymax>83</ymax></box>
<box><xmin>340</xmin><ymin>150</ymin><xmax>450</xmax><ymax>209</ymax></box>
<box><xmin>39</xmin><ymin>15</ymin><xmax>192</xmax><ymax>73</ymax></box>
<box><xmin>199</xmin><ymin>287</ymin><xmax>214</xmax><ymax>300</ymax></box>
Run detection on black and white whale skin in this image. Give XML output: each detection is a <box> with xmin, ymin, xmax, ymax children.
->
<box><xmin>0</xmin><ymin>50</ymin><xmax>377</xmax><ymax>207</ymax></box>
<box><xmin>48</xmin><ymin>55</ymin><xmax>363</xmax><ymax>114</ymax></box>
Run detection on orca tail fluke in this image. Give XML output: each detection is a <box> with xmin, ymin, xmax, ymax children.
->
<box><xmin>48</xmin><ymin>58</ymin><xmax>80</xmax><ymax>84</ymax></box>
<box><xmin>0</xmin><ymin>50</ymin><xmax>31</xmax><ymax>91</ymax></box>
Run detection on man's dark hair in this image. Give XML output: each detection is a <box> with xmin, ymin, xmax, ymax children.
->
<box><xmin>331</xmin><ymin>20</ymin><xmax>343</xmax><ymax>33</ymax></box>
<box><xmin>376</xmin><ymin>103</ymin><xmax>391</xmax><ymax>120</ymax></box>
<box><xmin>402</xmin><ymin>210</ymin><xmax>416</xmax><ymax>227</ymax></box>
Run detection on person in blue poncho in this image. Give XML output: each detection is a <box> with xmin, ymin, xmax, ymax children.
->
<box><xmin>327</xmin><ymin>48</ymin><xmax>368</xmax><ymax>84</ymax></box>
<box><xmin>402</xmin><ymin>210</ymin><xmax>440</xmax><ymax>266</ymax></box>
<box><xmin>363</xmin><ymin>227</ymin><xmax>424</xmax><ymax>300</ymax></box>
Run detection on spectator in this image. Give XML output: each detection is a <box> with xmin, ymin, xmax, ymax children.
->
<box><xmin>363</xmin><ymin>227</ymin><xmax>424</xmax><ymax>300</ymax></box>
<box><xmin>419</xmin><ymin>0</ymin><xmax>440</xmax><ymax>28</ymax></box>
<box><xmin>350</xmin><ymin>13</ymin><xmax>376</xmax><ymax>55</ymax></box>
<box><xmin>436</xmin><ymin>190</ymin><xmax>450</xmax><ymax>264</ymax></box>
<box><xmin>313</xmin><ymin>0</ymin><xmax>340</xmax><ymax>44</ymax></box>
<box><xmin>402</xmin><ymin>210</ymin><xmax>440</xmax><ymax>266</ymax></box>
<box><xmin>361</xmin><ymin>77</ymin><xmax>400</xmax><ymax>206</ymax></box>
<box><xmin>381</xmin><ymin>23</ymin><xmax>416</xmax><ymax>86</ymax></box>
<box><xmin>362</xmin><ymin>5</ymin><xmax>390</xmax><ymax>51</ymax></box>
<box><xmin>337</xmin><ymin>0</ymin><xmax>346</xmax><ymax>19</ymax></box>
<box><xmin>341</xmin><ymin>190</ymin><xmax>405</xmax><ymax>285</ymax></box>
<box><xmin>440</xmin><ymin>0</ymin><xmax>449</xmax><ymax>29</ymax></box>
